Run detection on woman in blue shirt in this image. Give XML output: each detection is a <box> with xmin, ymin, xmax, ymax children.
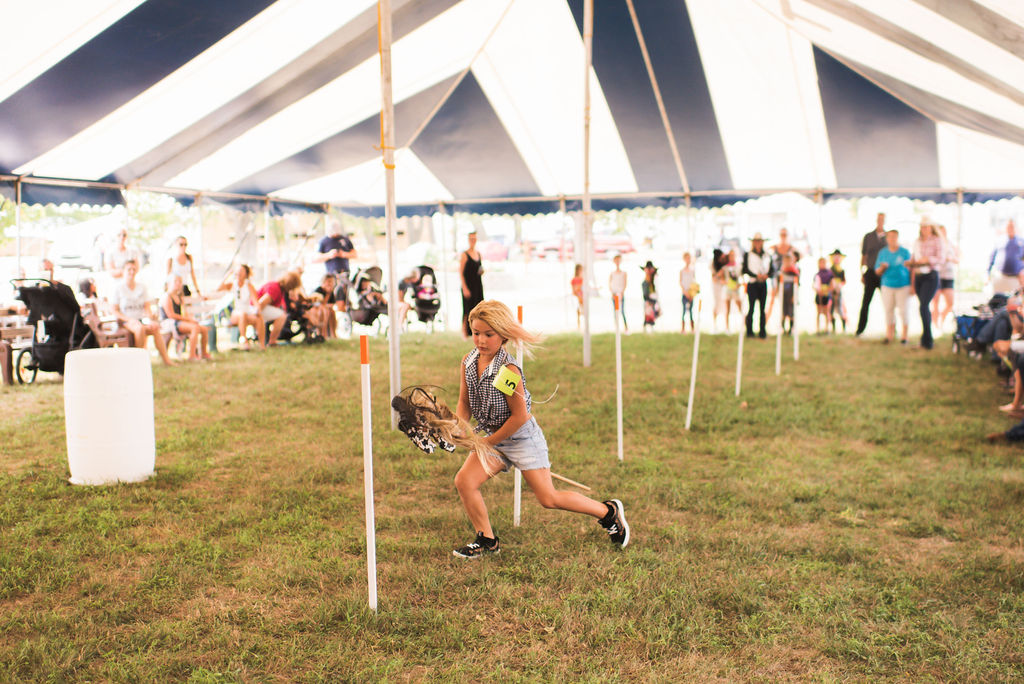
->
<box><xmin>874</xmin><ymin>230</ymin><xmax>912</xmax><ymax>344</ymax></box>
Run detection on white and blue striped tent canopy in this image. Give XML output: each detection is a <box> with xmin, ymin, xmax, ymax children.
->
<box><xmin>1</xmin><ymin>0</ymin><xmax>1023</xmax><ymax>215</ymax></box>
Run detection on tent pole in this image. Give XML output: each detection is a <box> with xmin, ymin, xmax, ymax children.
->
<box><xmin>263</xmin><ymin>199</ymin><xmax>271</xmax><ymax>284</ymax></box>
<box><xmin>438</xmin><ymin>204</ymin><xmax>450</xmax><ymax>330</ymax></box>
<box><xmin>685</xmin><ymin>194</ymin><xmax>693</xmax><ymax>252</ymax></box>
<box><xmin>14</xmin><ymin>179</ymin><xmax>22</xmax><ymax>277</ymax></box>
<box><xmin>582</xmin><ymin>0</ymin><xmax>594</xmax><ymax>367</ymax></box>
<box><xmin>196</xmin><ymin>195</ymin><xmax>205</xmax><ymax>290</ymax></box>
<box><xmin>560</xmin><ymin>196</ymin><xmax>569</xmax><ymax>329</ymax></box>
<box><xmin>379</xmin><ymin>0</ymin><xmax>401</xmax><ymax>428</ymax></box>
<box><xmin>816</xmin><ymin>188</ymin><xmax>824</xmax><ymax>256</ymax></box>
<box><xmin>955</xmin><ymin>188</ymin><xmax>963</xmax><ymax>315</ymax></box>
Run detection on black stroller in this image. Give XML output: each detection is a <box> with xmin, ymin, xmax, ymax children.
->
<box><xmin>347</xmin><ymin>266</ymin><xmax>389</xmax><ymax>332</ymax></box>
<box><xmin>274</xmin><ymin>292</ymin><xmax>325</xmax><ymax>345</ymax></box>
<box><xmin>410</xmin><ymin>265</ymin><xmax>441</xmax><ymax>331</ymax></box>
<box><xmin>12</xmin><ymin>279</ymin><xmax>94</xmax><ymax>384</ymax></box>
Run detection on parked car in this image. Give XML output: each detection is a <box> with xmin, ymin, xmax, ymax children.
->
<box><xmin>535</xmin><ymin>233</ymin><xmax>635</xmax><ymax>260</ymax></box>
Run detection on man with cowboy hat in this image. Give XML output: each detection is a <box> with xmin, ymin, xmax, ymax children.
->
<box><xmin>742</xmin><ymin>233</ymin><xmax>774</xmax><ymax>338</ymax></box>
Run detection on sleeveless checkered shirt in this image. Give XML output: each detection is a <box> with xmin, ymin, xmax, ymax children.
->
<box><xmin>464</xmin><ymin>346</ymin><xmax>531</xmax><ymax>433</ymax></box>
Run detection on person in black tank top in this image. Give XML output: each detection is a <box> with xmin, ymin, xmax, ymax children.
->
<box><xmin>460</xmin><ymin>231</ymin><xmax>485</xmax><ymax>337</ymax></box>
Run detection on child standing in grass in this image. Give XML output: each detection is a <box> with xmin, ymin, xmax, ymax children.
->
<box><xmin>453</xmin><ymin>300</ymin><xmax>630</xmax><ymax>558</ymax></box>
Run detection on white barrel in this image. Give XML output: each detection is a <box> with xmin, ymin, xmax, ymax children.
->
<box><xmin>64</xmin><ymin>348</ymin><xmax>156</xmax><ymax>485</ymax></box>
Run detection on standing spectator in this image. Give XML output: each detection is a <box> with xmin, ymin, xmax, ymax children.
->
<box><xmin>711</xmin><ymin>249</ymin><xmax>728</xmax><ymax>332</ymax></box>
<box><xmin>829</xmin><ymin>249</ymin><xmax>848</xmax><ymax>333</ymax></box>
<box><xmin>459</xmin><ymin>231</ymin><xmax>485</xmax><ymax>338</ymax></box>
<box><xmin>166</xmin><ymin>235</ymin><xmax>201</xmax><ymax>296</ymax></box>
<box><xmin>112</xmin><ymin>259</ymin><xmax>175</xmax><ymax>365</ymax></box>
<box><xmin>216</xmin><ymin>264</ymin><xmax>265</xmax><ymax>350</ymax></box>
<box><xmin>768</xmin><ymin>227</ymin><xmax>800</xmax><ymax>318</ymax></box>
<box><xmin>988</xmin><ymin>219</ymin><xmax>1023</xmax><ymax>294</ymax></box>
<box><xmin>640</xmin><ymin>261</ymin><xmax>660</xmax><ymax>331</ymax></box>
<box><xmin>724</xmin><ymin>250</ymin><xmax>743</xmax><ymax>333</ymax></box>
<box><xmin>778</xmin><ymin>253</ymin><xmax>800</xmax><ymax>335</ymax></box>
<box><xmin>907</xmin><ymin>220</ymin><xmax>945</xmax><ymax>350</ymax></box>
<box><xmin>679</xmin><ymin>252</ymin><xmax>697</xmax><ymax>333</ymax></box>
<box><xmin>106</xmin><ymin>229</ymin><xmax>142</xmax><ymax>281</ymax></box>
<box><xmin>571</xmin><ymin>264</ymin><xmax>584</xmax><ymax>329</ymax></box>
<box><xmin>932</xmin><ymin>224</ymin><xmax>958</xmax><ymax>330</ymax></box>
<box><xmin>314</xmin><ymin>221</ymin><xmax>357</xmax><ymax>313</ymax></box>
<box><xmin>875</xmin><ymin>230</ymin><xmax>912</xmax><ymax>345</ymax></box>
<box><xmin>857</xmin><ymin>213</ymin><xmax>888</xmax><ymax>336</ymax></box>
<box><xmin>609</xmin><ymin>254</ymin><xmax>628</xmax><ymax>331</ymax></box>
<box><xmin>813</xmin><ymin>257</ymin><xmax>834</xmax><ymax>334</ymax></box>
<box><xmin>742</xmin><ymin>233</ymin><xmax>773</xmax><ymax>338</ymax></box>
<box><xmin>257</xmin><ymin>271</ymin><xmax>302</xmax><ymax>346</ymax></box>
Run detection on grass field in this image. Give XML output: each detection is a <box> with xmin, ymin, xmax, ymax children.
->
<box><xmin>2</xmin><ymin>331</ymin><xmax>1023</xmax><ymax>681</ymax></box>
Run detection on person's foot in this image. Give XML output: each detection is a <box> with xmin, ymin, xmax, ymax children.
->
<box><xmin>883</xmin><ymin>338</ymin><xmax>891</xmax><ymax>345</ymax></box>
<box><xmin>900</xmin><ymin>339</ymin><xmax>908</xmax><ymax>345</ymax></box>
<box><xmin>986</xmin><ymin>431</ymin><xmax>1007</xmax><ymax>443</ymax></box>
<box><xmin>758</xmin><ymin>330</ymin><xmax>766</xmax><ymax>339</ymax></box>
<box><xmin>453</xmin><ymin>532</ymin><xmax>499</xmax><ymax>558</ymax></box>
<box><xmin>999</xmin><ymin>403</ymin><xmax>1021</xmax><ymax>413</ymax></box>
<box><xmin>599</xmin><ymin>500</ymin><xmax>630</xmax><ymax>548</ymax></box>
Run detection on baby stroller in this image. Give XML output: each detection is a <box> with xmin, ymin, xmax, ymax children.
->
<box><xmin>348</xmin><ymin>266</ymin><xmax>389</xmax><ymax>332</ymax></box>
<box><xmin>411</xmin><ymin>265</ymin><xmax>441</xmax><ymax>331</ymax></box>
<box><xmin>12</xmin><ymin>278</ymin><xmax>94</xmax><ymax>384</ymax></box>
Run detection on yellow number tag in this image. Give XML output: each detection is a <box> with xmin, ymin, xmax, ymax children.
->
<box><xmin>492</xmin><ymin>366</ymin><xmax>519</xmax><ymax>396</ymax></box>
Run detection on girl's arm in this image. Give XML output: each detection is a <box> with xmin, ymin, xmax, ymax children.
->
<box><xmin>161</xmin><ymin>295</ymin><xmax>178</xmax><ymax>321</ymax></box>
<box><xmin>247</xmin><ymin>281</ymin><xmax>260</xmax><ymax>304</ymax></box>
<box><xmin>483</xmin><ymin>365</ymin><xmax>530</xmax><ymax>447</ymax></box>
<box><xmin>456</xmin><ymin>354</ymin><xmax>472</xmax><ymax>423</ymax></box>
<box><xmin>459</xmin><ymin>252</ymin><xmax>469</xmax><ymax>295</ymax></box>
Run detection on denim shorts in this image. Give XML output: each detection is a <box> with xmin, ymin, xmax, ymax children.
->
<box><xmin>491</xmin><ymin>417</ymin><xmax>550</xmax><ymax>472</ymax></box>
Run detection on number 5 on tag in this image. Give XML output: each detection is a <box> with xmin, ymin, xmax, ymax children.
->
<box><xmin>493</xmin><ymin>366</ymin><xmax>519</xmax><ymax>396</ymax></box>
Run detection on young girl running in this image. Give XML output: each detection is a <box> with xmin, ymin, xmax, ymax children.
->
<box><xmin>453</xmin><ymin>300</ymin><xmax>630</xmax><ymax>558</ymax></box>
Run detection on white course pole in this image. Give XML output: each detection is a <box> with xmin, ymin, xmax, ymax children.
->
<box><xmin>685</xmin><ymin>299</ymin><xmax>702</xmax><ymax>430</ymax></box>
<box><xmin>735</xmin><ymin>327</ymin><xmax>744</xmax><ymax>397</ymax></box>
<box><xmin>513</xmin><ymin>305</ymin><xmax>523</xmax><ymax>527</ymax></box>
<box><xmin>360</xmin><ymin>335</ymin><xmax>378</xmax><ymax>613</ymax></box>
<box><xmin>14</xmin><ymin>179</ymin><xmax>22</xmax><ymax>278</ymax></box>
<box><xmin>615</xmin><ymin>295</ymin><xmax>624</xmax><ymax>460</ymax></box>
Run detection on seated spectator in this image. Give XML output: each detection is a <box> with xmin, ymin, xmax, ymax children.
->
<box><xmin>310</xmin><ymin>273</ymin><xmax>339</xmax><ymax>338</ymax></box>
<box><xmin>216</xmin><ymin>264</ymin><xmax>265</xmax><ymax>350</ymax></box>
<box><xmin>257</xmin><ymin>271</ymin><xmax>302</xmax><ymax>346</ymax></box>
<box><xmin>396</xmin><ymin>268</ymin><xmax>421</xmax><ymax>329</ymax></box>
<box><xmin>112</xmin><ymin>259</ymin><xmax>175</xmax><ymax>366</ymax></box>
<box><xmin>39</xmin><ymin>258</ymin><xmax>59</xmax><ymax>283</ymax></box>
<box><xmin>78</xmin><ymin>277</ymin><xmax>100</xmax><ymax>317</ymax></box>
<box><xmin>161</xmin><ymin>274</ymin><xmax>211</xmax><ymax>361</ymax></box>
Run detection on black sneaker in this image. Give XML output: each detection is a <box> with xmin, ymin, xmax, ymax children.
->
<box><xmin>599</xmin><ymin>500</ymin><xmax>630</xmax><ymax>548</ymax></box>
<box><xmin>453</xmin><ymin>532</ymin><xmax>500</xmax><ymax>558</ymax></box>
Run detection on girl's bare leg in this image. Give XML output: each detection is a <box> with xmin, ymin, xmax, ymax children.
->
<box><xmin>521</xmin><ymin>468</ymin><xmax>607</xmax><ymax>518</ymax></box>
<box><xmin>148</xmin><ymin>323</ymin><xmax>175</xmax><ymax>365</ymax></box>
<box><xmin>454</xmin><ymin>453</ymin><xmax>497</xmax><ymax>538</ymax></box>
<box><xmin>252</xmin><ymin>314</ymin><xmax>266</xmax><ymax>348</ymax></box>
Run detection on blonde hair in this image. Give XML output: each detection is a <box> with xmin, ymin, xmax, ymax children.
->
<box><xmin>468</xmin><ymin>300</ymin><xmax>543</xmax><ymax>357</ymax></box>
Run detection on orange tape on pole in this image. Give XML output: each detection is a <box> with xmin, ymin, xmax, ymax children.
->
<box><xmin>360</xmin><ymin>335</ymin><xmax>369</xmax><ymax>365</ymax></box>
<box><xmin>615</xmin><ymin>294</ymin><xmax>620</xmax><ymax>311</ymax></box>
<box><xmin>517</xmin><ymin>305</ymin><xmax>523</xmax><ymax>323</ymax></box>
